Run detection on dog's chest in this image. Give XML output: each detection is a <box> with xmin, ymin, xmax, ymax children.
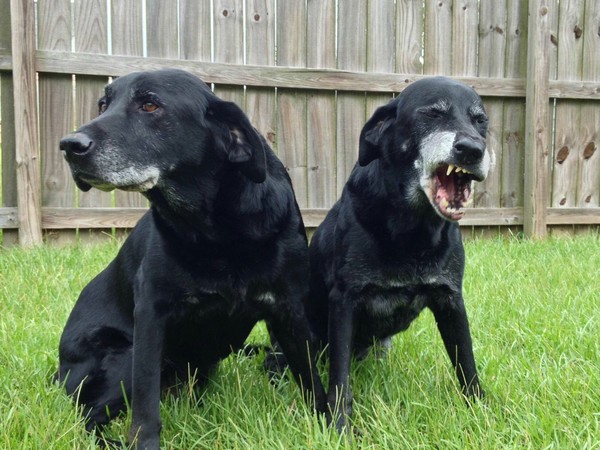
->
<box><xmin>359</xmin><ymin>271</ymin><xmax>452</xmax><ymax>335</ymax></box>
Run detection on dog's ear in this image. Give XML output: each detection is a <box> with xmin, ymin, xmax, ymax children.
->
<box><xmin>358</xmin><ymin>102</ymin><xmax>396</xmax><ymax>166</ymax></box>
<box><xmin>207</xmin><ymin>100</ymin><xmax>267</xmax><ymax>183</ymax></box>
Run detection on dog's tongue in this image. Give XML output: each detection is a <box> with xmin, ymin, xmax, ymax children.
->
<box><xmin>434</xmin><ymin>168</ymin><xmax>471</xmax><ymax>221</ymax></box>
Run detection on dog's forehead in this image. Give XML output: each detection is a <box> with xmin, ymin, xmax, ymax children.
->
<box><xmin>104</xmin><ymin>70</ymin><xmax>213</xmax><ymax>100</ymax></box>
<box><xmin>402</xmin><ymin>77</ymin><xmax>482</xmax><ymax>108</ymax></box>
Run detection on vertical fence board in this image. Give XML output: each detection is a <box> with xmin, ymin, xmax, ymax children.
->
<box><xmin>366</xmin><ymin>0</ymin><xmax>395</xmax><ymax>119</ymax></box>
<box><xmin>245</xmin><ymin>0</ymin><xmax>276</xmax><ymax>159</ymax></box>
<box><xmin>577</xmin><ymin>0</ymin><xmax>600</xmax><ymax>209</ymax></box>
<box><xmin>74</xmin><ymin>0</ymin><xmax>111</xmax><ymax>211</ymax></box>
<box><xmin>524</xmin><ymin>0</ymin><xmax>551</xmax><ymax>238</ymax></box>
<box><xmin>336</xmin><ymin>0</ymin><xmax>367</xmax><ymax>196</ymax></box>
<box><xmin>277</xmin><ymin>0</ymin><xmax>308</xmax><ymax>207</ymax></box>
<box><xmin>179</xmin><ymin>0</ymin><xmax>211</xmax><ymax>61</ymax></box>
<box><xmin>306</xmin><ymin>0</ymin><xmax>336</xmax><ymax>208</ymax></box>
<box><xmin>552</xmin><ymin>0</ymin><xmax>586</xmax><ymax>208</ymax></box>
<box><xmin>111</xmin><ymin>0</ymin><xmax>147</xmax><ymax>209</ymax></box>
<box><xmin>214</xmin><ymin>0</ymin><xmax>245</xmax><ymax>105</ymax></box>
<box><xmin>396</xmin><ymin>0</ymin><xmax>424</xmax><ymax>75</ymax></box>
<box><xmin>10</xmin><ymin>0</ymin><xmax>43</xmax><ymax>245</ymax></box>
<box><xmin>476</xmin><ymin>1</ymin><xmax>506</xmax><ymax>208</ymax></box>
<box><xmin>452</xmin><ymin>0</ymin><xmax>479</xmax><ymax>76</ymax></box>
<box><xmin>38</xmin><ymin>1</ymin><xmax>75</xmax><ymax>212</ymax></box>
<box><xmin>424</xmin><ymin>0</ymin><xmax>452</xmax><ymax>74</ymax></box>
<box><xmin>0</xmin><ymin>0</ymin><xmax>18</xmax><ymax>245</ymax></box>
<box><xmin>146</xmin><ymin>0</ymin><xmax>179</xmax><ymax>59</ymax></box>
<box><xmin>501</xmin><ymin>0</ymin><xmax>528</xmax><ymax>209</ymax></box>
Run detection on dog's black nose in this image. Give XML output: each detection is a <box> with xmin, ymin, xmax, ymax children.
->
<box><xmin>454</xmin><ymin>137</ymin><xmax>485</xmax><ymax>165</ymax></box>
<box><xmin>60</xmin><ymin>133</ymin><xmax>94</xmax><ymax>156</ymax></box>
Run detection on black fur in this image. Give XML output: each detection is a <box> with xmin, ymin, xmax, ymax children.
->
<box><xmin>57</xmin><ymin>69</ymin><xmax>326</xmax><ymax>449</ymax></box>
<box><xmin>305</xmin><ymin>77</ymin><xmax>491</xmax><ymax>431</ymax></box>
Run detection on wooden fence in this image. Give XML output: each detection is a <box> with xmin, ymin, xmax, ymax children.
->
<box><xmin>0</xmin><ymin>0</ymin><xmax>599</xmax><ymax>246</ymax></box>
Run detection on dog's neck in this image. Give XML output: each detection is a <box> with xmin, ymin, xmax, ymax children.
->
<box><xmin>144</xmin><ymin>164</ymin><xmax>290</xmax><ymax>245</ymax></box>
<box><xmin>348</xmin><ymin>161</ymin><xmax>453</xmax><ymax>251</ymax></box>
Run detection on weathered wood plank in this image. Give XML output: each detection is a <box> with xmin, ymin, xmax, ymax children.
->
<box><xmin>552</xmin><ymin>0</ymin><xmax>586</xmax><ymax>208</ymax></box>
<box><xmin>178</xmin><ymin>0</ymin><xmax>211</xmax><ymax>61</ymax></box>
<box><xmin>306</xmin><ymin>0</ymin><xmax>336</xmax><ymax>208</ymax></box>
<box><xmin>110</xmin><ymin>0</ymin><xmax>147</xmax><ymax>209</ymax></box>
<box><xmin>476</xmin><ymin>1</ymin><xmax>506</xmax><ymax>208</ymax></box>
<box><xmin>214</xmin><ymin>0</ymin><xmax>245</xmax><ymax>105</ymax></box>
<box><xmin>0</xmin><ymin>0</ymin><xmax>17</xmax><ymax>246</ymax></box>
<box><xmin>576</xmin><ymin>1</ymin><xmax>600</xmax><ymax>209</ymax></box>
<box><xmin>10</xmin><ymin>0</ymin><xmax>43</xmax><ymax>245</ymax></box>
<box><xmin>2</xmin><ymin>206</ymin><xmax>598</xmax><ymax>231</ymax></box>
<box><xmin>277</xmin><ymin>0</ymin><xmax>308</xmax><ymax>207</ymax></box>
<box><xmin>146</xmin><ymin>0</ymin><xmax>179</xmax><ymax>59</ymax></box>
<box><xmin>395</xmin><ymin>0</ymin><xmax>424</xmax><ymax>75</ymax></box>
<box><xmin>37</xmin><ymin>0</ymin><xmax>76</xmax><ymax>212</ymax></box>
<box><xmin>524</xmin><ymin>0</ymin><xmax>551</xmax><ymax>238</ymax></box>
<box><xmin>501</xmin><ymin>0</ymin><xmax>528</xmax><ymax>208</ymax></box>
<box><xmin>452</xmin><ymin>0</ymin><xmax>479</xmax><ymax>76</ymax></box>
<box><xmin>366</xmin><ymin>0</ymin><xmax>395</xmax><ymax>119</ymax></box>
<box><xmin>336</xmin><ymin>0</ymin><xmax>367</xmax><ymax>196</ymax></box>
<box><xmin>424</xmin><ymin>0</ymin><xmax>452</xmax><ymax>74</ymax></box>
<box><xmin>3</xmin><ymin>49</ymin><xmax>599</xmax><ymax>99</ymax></box>
<box><xmin>1</xmin><ymin>0</ymin><xmax>17</xmax><ymax>230</ymax></box>
<box><xmin>73</xmin><ymin>0</ymin><xmax>111</xmax><ymax>210</ymax></box>
<box><xmin>245</xmin><ymin>0</ymin><xmax>277</xmax><ymax>164</ymax></box>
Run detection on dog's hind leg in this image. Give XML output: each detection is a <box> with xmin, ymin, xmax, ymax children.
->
<box><xmin>266</xmin><ymin>303</ymin><xmax>327</xmax><ymax>415</ymax></box>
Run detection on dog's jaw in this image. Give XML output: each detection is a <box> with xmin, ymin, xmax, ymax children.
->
<box><xmin>418</xmin><ymin>131</ymin><xmax>490</xmax><ymax>222</ymax></box>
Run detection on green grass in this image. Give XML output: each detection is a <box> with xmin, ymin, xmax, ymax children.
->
<box><xmin>1</xmin><ymin>235</ymin><xmax>599</xmax><ymax>449</ymax></box>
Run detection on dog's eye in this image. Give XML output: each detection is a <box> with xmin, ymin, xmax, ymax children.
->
<box><xmin>98</xmin><ymin>102</ymin><xmax>108</xmax><ymax>114</ymax></box>
<box><xmin>142</xmin><ymin>102</ymin><xmax>159</xmax><ymax>113</ymax></box>
<box><xmin>474</xmin><ymin>115</ymin><xmax>488</xmax><ymax>125</ymax></box>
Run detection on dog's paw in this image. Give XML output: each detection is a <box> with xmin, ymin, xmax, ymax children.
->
<box><xmin>462</xmin><ymin>383</ymin><xmax>486</xmax><ymax>405</ymax></box>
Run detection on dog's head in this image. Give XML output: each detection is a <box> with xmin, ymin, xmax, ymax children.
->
<box><xmin>359</xmin><ymin>76</ymin><xmax>494</xmax><ymax>221</ymax></box>
<box><xmin>60</xmin><ymin>69</ymin><xmax>267</xmax><ymax>193</ymax></box>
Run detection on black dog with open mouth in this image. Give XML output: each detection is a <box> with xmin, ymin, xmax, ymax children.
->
<box><xmin>57</xmin><ymin>69</ymin><xmax>326</xmax><ymax>449</ymax></box>
<box><xmin>305</xmin><ymin>76</ymin><xmax>493</xmax><ymax>431</ymax></box>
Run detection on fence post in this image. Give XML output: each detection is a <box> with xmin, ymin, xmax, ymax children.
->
<box><xmin>10</xmin><ymin>0</ymin><xmax>43</xmax><ymax>246</ymax></box>
<box><xmin>524</xmin><ymin>0</ymin><xmax>551</xmax><ymax>239</ymax></box>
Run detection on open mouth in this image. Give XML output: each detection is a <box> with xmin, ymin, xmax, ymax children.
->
<box><xmin>431</xmin><ymin>164</ymin><xmax>481</xmax><ymax>221</ymax></box>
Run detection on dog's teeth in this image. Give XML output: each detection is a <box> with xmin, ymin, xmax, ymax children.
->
<box><xmin>462</xmin><ymin>168</ymin><xmax>472</xmax><ymax>175</ymax></box>
<box><xmin>446</xmin><ymin>165</ymin><xmax>455</xmax><ymax>176</ymax></box>
<box><xmin>440</xmin><ymin>198</ymin><xmax>449</xmax><ymax>208</ymax></box>
<box><xmin>455</xmin><ymin>166</ymin><xmax>463</xmax><ymax>173</ymax></box>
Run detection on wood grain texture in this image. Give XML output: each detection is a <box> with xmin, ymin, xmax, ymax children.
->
<box><xmin>10</xmin><ymin>0</ymin><xmax>43</xmax><ymax>245</ymax></box>
<box><xmin>73</xmin><ymin>0</ymin><xmax>111</xmax><ymax>209</ymax></box>
<box><xmin>551</xmin><ymin>0</ymin><xmax>586</xmax><ymax>208</ymax></box>
<box><xmin>277</xmin><ymin>0</ymin><xmax>308</xmax><ymax>207</ymax></box>
<box><xmin>110</xmin><ymin>0</ymin><xmax>147</xmax><ymax>208</ymax></box>
<box><xmin>213</xmin><ymin>0</ymin><xmax>245</xmax><ymax>105</ymax></box>
<box><xmin>37</xmin><ymin>0</ymin><xmax>76</xmax><ymax>211</ymax></box>
<box><xmin>336</xmin><ymin>0</ymin><xmax>367</xmax><ymax>196</ymax></box>
<box><xmin>524</xmin><ymin>0</ymin><xmax>551</xmax><ymax>238</ymax></box>
<box><xmin>306</xmin><ymin>0</ymin><xmax>336</xmax><ymax>208</ymax></box>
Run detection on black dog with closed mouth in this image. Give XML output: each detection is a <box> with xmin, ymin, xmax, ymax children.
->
<box><xmin>57</xmin><ymin>69</ymin><xmax>326</xmax><ymax>449</ymax></box>
<box><xmin>306</xmin><ymin>76</ymin><xmax>493</xmax><ymax>431</ymax></box>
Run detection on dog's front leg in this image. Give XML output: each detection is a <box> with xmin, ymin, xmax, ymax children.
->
<box><xmin>129</xmin><ymin>285</ymin><xmax>167</xmax><ymax>450</ymax></box>
<box><xmin>327</xmin><ymin>286</ymin><xmax>355</xmax><ymax>432</ymax></box>
<box><xmin>430</xmin><ymin>296</ymin><xmax>484</xmax><ymax>399</ymax></box>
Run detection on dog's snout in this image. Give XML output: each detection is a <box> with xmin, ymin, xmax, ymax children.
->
<box><xmin>454</xmin><ymin>137</ymin><xmax>485</xmax><ymax>165</ymax></box>
<box><xmin>60</xmin><ymin>133</ymin><xmax>94</xmax><ymax>156</ymax></box>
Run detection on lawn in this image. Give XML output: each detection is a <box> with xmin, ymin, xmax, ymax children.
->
<box><xmin>1</xmin><ymin>234</ymin><xmax>599</xmax><ymax>449</ymax></box>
